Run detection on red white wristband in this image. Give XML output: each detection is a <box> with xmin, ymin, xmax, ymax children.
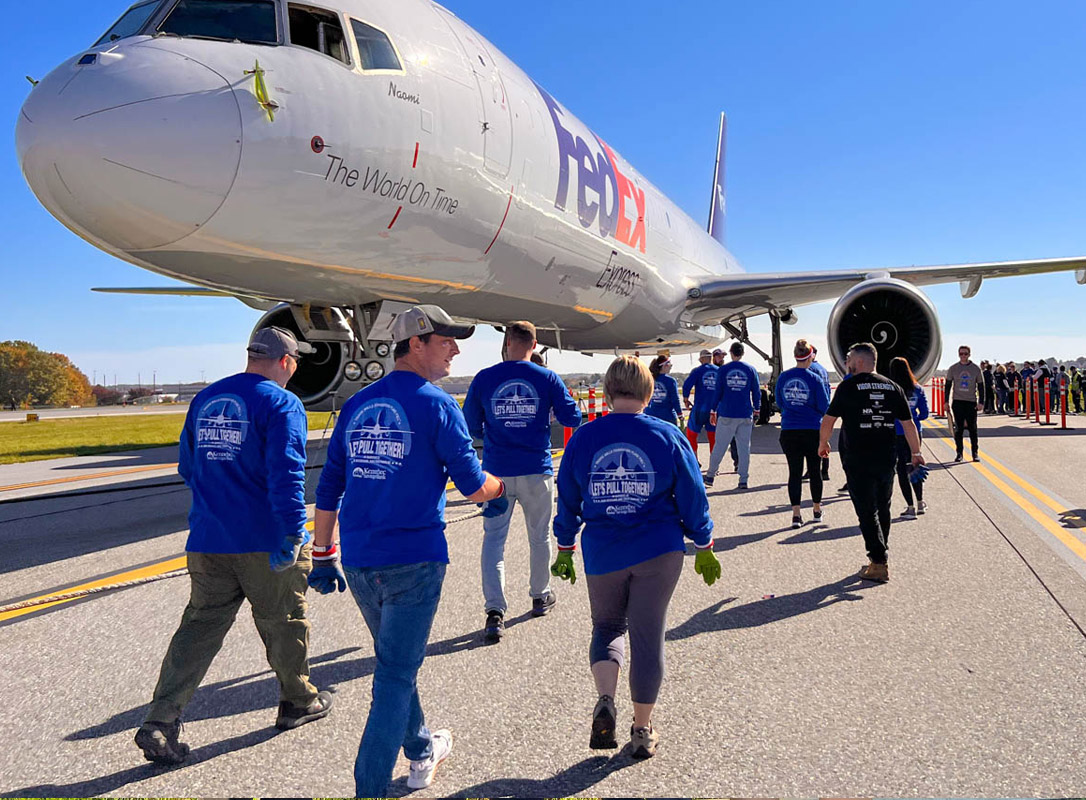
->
<box><xmin>557</xmin><ymin>544</ymin><xmax>576</xmax><ymax>552</ymax></box>
<box><xmin>695</xmin><ymin>539</ymin><xmax>714</xmax><ymax>550</ymax></box>
<box><xmin>313</xmin><ymin>543</ymin><xmax>339</xmax><ymax>562</ymax></box>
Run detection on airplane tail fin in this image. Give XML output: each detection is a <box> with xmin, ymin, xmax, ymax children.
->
<box><xmin>706</xmin><ymin>112</ymin><xmax>727</xmax><ymax>245</ymax></box>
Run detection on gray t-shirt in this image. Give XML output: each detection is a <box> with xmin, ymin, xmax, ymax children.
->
<box><xmin>946</xmin><ymin>362</ymin><xmax>984</xmax><ymax>403</ymax></box>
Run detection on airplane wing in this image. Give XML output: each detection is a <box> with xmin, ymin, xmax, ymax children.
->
<box><xmin>92</xmin><ymin>286</ymin><xmax>279</xmax><ymax>311</ymax></box>
<box><xmin>685</xmin><ymin>256</ymin><xmax>1086</xmax><ymax>324</ymax></box>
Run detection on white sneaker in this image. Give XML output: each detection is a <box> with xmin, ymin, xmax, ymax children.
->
<box><xmin>918</xmin><ymin>500</ymin><xmax>928</xmax><ymax>515</ymax></box>
<box><xmin>902</xmin><ymin>506</ymin><xmax>917</xmax><ymax>518</ymax></box>
<box><xmin>407</xmin><ymin>729</ymin><xmax>452</xmax><ymax>789</ymax></box>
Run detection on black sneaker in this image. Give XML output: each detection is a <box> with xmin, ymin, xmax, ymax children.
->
<box><xmin>531</xmin><ymin>593</ymin><xmax>556</xmax><ymax>617</ymax></box>
<box><xmin>702</xmin><ymin>474</ymin><xmax>714</xmax><ymax>487</ymax></box>
<box><xmin>590</xmin><ymin>695</ymin><xmax>617</xmax><ymax>749</ymax></box>
<box><xmin>483</xmin><ymin>610</ymin><xmax>504</xmax><ymax>643</ymax></box>
<box><xmin>791</xmin><ymin>514</ymin><xmax>803</xmax><ymax>529</ymax></box>
<box><xmin>275</xmin><ymin>690</ymin><xmax>334</xmax><ymax>730</ymax></box>
<box><xmin>135</xmin><ymin>719</ymin><xmax>190</xmax><ymax>765</ymax></box>
<box><xmin>954</xmin><ymin>453</ymin><xmax>964</xmax><ymax>463</ymax></box>
<box><xmin>813</xmin><ymin>508</ymin><xmax>824</xmax><ymax>522</ymax></box>
<box><xmin>972</xmin><ymin>453</ymin><xmax>981</xmax><ymax>462</ymax></box>
<box><xmin>737</xmin><ymin>481</ymin><xmax>748</xmax><ymax>490</ymax></box>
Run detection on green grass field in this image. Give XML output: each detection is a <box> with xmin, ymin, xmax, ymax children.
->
<box><xmin>0</xmin><ymin>411</ymin><xmax>339</xmax><ymax>465</ymax></box>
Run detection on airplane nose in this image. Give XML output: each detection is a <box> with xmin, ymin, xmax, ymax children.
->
<box><xmin>16</xmin><ymin>44</ymin><xmax>242</xmax><ymax>251</ymax></box>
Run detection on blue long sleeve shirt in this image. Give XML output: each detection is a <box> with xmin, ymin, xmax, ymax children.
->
<box><xmin>682</xmin><ymin>364</ymin><xmax>718</xmax><ymax>409</ymax></box>
<box><xmin>713</xmin><ymin>360</ymin><xmax>761</xmax><ymax>418</ymax></box>
<box><xmin>180</xmin><ymin>373</ymin><xmax>308</xmax><ymax>554</ymax></box>
<box><xmin>315</xmin><ymin>370</ymin><xmax>487</xmax><ymax>568</ymax></box>
<box><xmin>553</xmin><ymin>413</ymin><xmax>713</xmax><ymax>575</ymax></box>
<box><xmin>808</xmin><ymin>360</ymin><xmax>831</xmax><ymax>392</ymax></box>
<box><xmin>645</xmin><ymin>373</ymin><xmax>683</xmax><ymax>424</ymax></box>
<box><xmin>894</xmin><ymin>385</ymin><xmax>930</xmax><ymax>435</ymax></box>
<box><xmin>463</xmin><ymin>360</ymin><xmax>581</xmax><ymax>477</ymax></box>
<box><xmin>775</xmin><ymin>367</ymin><xmax>830</xmax><ymax>430</ymax></box>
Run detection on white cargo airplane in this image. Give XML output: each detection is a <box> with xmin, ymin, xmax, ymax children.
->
<box><xmin>16</xmin><ymin>0</ymin><xmax>1086</xmax><ymax>408</ymax></box>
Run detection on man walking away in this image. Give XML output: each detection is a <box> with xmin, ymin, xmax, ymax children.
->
<box><xmin>982</xmin><ymin>361</ymin><xmax>995</xmax><ymax>414</ymax></box>
<box><xmin>464</xmin><ymin>321</ymin><xmax>582</xmax><ymax>643</ymax></box>
<box><xmin>310</xmin><ymin>305</ymin><xmax>508</xmax><ymax>796</ymax></box>
<box><xmin>682</xmin><ymin>349</ymin><xmax>718</xmax><ymax>458</ymax></box>
<box><xmin>944</xmin><ymin>345</ymin><xmax>984</xmax><ymax>462</ymax></box>
<box><xmin>136</xmin><ymin>327</ymin><xmax>332</xmax><ymax>764</ymax></box>
<box><xmin>1071</xmin><ymin>365</ymin><xmax>1084</xmax><ymax>414</ymax></box>
<box><xmin>819</xmin><ymin>343</ymin><xmax>923</xmax><ymax>582</ymax></box>
<box><xmin>704</xmin><ymin>341</ymin><xmax>760</xmax><ymax>489</ymax></box>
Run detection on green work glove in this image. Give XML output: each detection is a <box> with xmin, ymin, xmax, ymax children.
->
<box><xmin>550</xmin><ymin>550</ymin><xmax>577</xmax><ymax>585</ymax></box>
<box><xmin>694</xmin><ymin>548</ymin><xmax>721</xmax><ymax>587</ymax></box>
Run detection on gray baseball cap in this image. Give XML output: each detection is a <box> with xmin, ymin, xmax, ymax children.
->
<box><xmin>247</xmin><ymin>326</ymin><xmax>315</xmax><ymax>360</ymax></box>
<box><xmin>699</xmin><ymin>349</ymin><xmax>712</xmax><ymax>358</ymax></box>
<box><xmin>391</xmin><ymin>305</ymin><xmax>475</xmax><ymax>343</ymax></box>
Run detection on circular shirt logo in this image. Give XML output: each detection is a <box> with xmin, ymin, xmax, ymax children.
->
<box><xmin>588</xmin><ymin>443</ymin><xmax>656</xmax><ymax>516</ymax></box>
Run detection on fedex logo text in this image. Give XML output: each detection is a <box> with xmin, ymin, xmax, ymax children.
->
<box><xmin>536</xmin><ymin>84</ymin><xmax>646</xmax><ymax>254</ymax></box>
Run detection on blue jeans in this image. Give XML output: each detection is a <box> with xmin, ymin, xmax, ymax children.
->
<box><xmin>345</xmin><ymin>561</ymin><xmax>446</xmax><ymax>797</ymax></box>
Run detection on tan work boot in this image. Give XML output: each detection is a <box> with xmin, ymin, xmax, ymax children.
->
<box><xmin>858</xmin><ymin>561</ymin><xmax>889</xmax><ymax>582</ymax></box>
<box><xmin>629</xmin><ymin>724</ymin><xmax>659</xmax><ymax>758</ymax></box>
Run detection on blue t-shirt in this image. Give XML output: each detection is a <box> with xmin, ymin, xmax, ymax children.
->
<box><xmin>316</xmin><ymin>370</ymin><xmax>487</xmax><ymax>568</ymax></box>
<box><xmin>713</xmin><ymin>360</ymin><xmax>761</xmax><ymax>418</ymax></box>
<box><xmin>682</xmin><ymin>363</ymin><xmax>718</xmax><ymax>409</ymax></box>
<box><xmin>554</xmin><ymin>413</ymin><xmax>713</xmax><ymax>575</ymax></box>
<box><xmin>179</xmin><ymin>373</ymin><xmax>308</xmax><ymax>554</ymax></box>
<box><xmin>645</xmin><ymin>373</ymin><xmax>683</xmax><ymax>424</ymax></box>
<box><xmin>894</xmin><ymin>385</ymin><xmax>930</xmax><ymax>435</ymax></box>
<box><xmin>463</xmin><ymin>360</ymin><xmax>581</xmax><ymax>477</ymax></box>
<box><xmin>775</xmin><ymin>367</ymin><xmax>830</xmax><ymax>430</ymax></box>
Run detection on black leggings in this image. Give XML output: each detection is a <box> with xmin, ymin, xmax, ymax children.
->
<box><xmin>895</xmin><ymin>434</ymin><xmax>924</xmax><ymax>506</ymax></box>
<box><xmin>780</xmin><ymin>429</ymin><xmax>822</xmax><ymax>506</ymax></box>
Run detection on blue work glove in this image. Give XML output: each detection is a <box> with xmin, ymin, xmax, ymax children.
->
<box><xmin>694</xmin><ymin>547</ymin><xmax>721</xmax><ymax>586</ymax></box>
<box><xmin>269</xmin><ymin>530</ymin><xmax>311</xmax><ymax>572</ymax></box>
<box><xmin>908</xmin><ymin>463</ymin><xmax>930</xmax><ymax>484</ymax></box>
<box><xmin>480</xmin><ymin>494</ymin><xmax>510</xmax><ymax>518</ymax></box>
<box><xmin>478</xmin><ymin>479</ymin><xmax>509</xmax><ymax>518</ymax></box>
<box><xmin>308</xmin><ymin>561</ymin><xmax>347</xmax><ymax>594</ymax></box>
<box><xmin>550</xmin><ymin>550</ymin><xmax>577</xmax><ymax>585</ymax></box>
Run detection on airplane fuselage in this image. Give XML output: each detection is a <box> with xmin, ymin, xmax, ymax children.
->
<box><xmin>17</xmin><ymin>0</ymin><xmax>742</xmax><ymax>353</ymax></box>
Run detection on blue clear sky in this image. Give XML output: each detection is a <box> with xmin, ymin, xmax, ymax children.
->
<box><xmin>3</xmin><ymin>0</ymin><xmax>1085</xmax><ymax>385</ymax></box>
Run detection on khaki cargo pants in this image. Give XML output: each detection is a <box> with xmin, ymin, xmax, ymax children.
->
<box><xmin>144</xmin><ymin>547</ymin><xmax>318</xmax><ymax>725</ymax></box>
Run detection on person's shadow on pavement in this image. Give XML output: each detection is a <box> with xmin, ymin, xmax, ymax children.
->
<box><xmin>666</xmin><ymin>573</ymin><xmax>872</xmax><ymax>640</ymax></box>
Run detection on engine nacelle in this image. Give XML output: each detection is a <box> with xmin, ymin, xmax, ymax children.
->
<box><xmin>251</xmin><ymin>304</ymin><xmax>356</xmax><ymax>408</ymax></box>
<box><xmin>826</xmin><ymin>278</ymin><xmax>941</xmax><ymax>382</ymax></box>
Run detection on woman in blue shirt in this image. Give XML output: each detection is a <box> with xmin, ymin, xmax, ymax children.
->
<box><xmin>645</xmin><ymin>355</ymin><xmax>684</xmax><ymax>427</ymax></box>
<box><xmin>889</xmin><ymin>357</ymin><xmax>930</xmax><ymax>516</ymax></box>
<box><xmin>551</xmin><ymin>356</ymin><xmax>720</xmax><ymax>759</ymax></box>
<box><xmin>774</xmin><ymin>339</ymin><xmax>830</xmax><ymax>528</ymax></box>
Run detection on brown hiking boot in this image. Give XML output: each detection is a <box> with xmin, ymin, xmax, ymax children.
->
<box><xmin>135</xmin><ymin>719</ymin><xmax>190</xmax><ymax>765</ymax></box>
<box><xmin>858</xmin><ymin>561</ymin><xmax>889</xmax><ymax>582</ymax></box>
<box><xmin>275</xmin><ymin>690</ymin><xmax>334</xmax><ymax>730</ymax></box>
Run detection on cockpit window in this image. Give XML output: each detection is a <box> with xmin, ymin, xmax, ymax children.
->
<box><xmin>288</xmin><ymin>5</ymin><xmax>350</xmax><ymax>65</ymax></box>
<box><xmin>157</xmin><ymin>0</ymin><xmax>278</xmax><ymax>45</ymax></box>
<box><xmin>95</xmin><ymin>0</ymin><xmax>161</xmax><ymax>46</ymax></box>
<box><xmin>350</xmin><ymin>19</ymin><xmax>401</xmax><ymax>71</ymax></box>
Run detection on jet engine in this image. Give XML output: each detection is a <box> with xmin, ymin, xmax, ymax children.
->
<box><xmin>251</xmin><ymin>304</ymin><xmax>356</xmax><ymax>409</ymax></box>
<box><xmin>826</xmin><ymin>278</ymin><xmax>941</xmax><ymax>382</ymax></box>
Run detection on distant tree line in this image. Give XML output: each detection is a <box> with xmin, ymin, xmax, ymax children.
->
<box><xmin>0</xmin><ymin>341</ymin><xmax>94</xmax><ymax>409</ymax></box>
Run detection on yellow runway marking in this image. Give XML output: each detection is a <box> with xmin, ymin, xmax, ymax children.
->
<box><xmin>921</xmin><ymin>420</ymin><xmax>1086</xmax><ymax>562</ymax></box>
<box><xmin>0</xmin><ymin>463</ymin><xmax>178</xmax><ymax>493</ymax></box>
<box><xmin>0</xmin><ymin>555</ymin><xmax>187</xmax><ymax>623</ymax></box>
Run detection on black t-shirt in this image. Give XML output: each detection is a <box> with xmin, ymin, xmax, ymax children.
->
<box><xmin>827</xmin><ymin>372</ymin><xmax>912</xmax><ymax>465</ymax></box>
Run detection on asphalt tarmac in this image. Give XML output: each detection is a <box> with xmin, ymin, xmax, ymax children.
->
<box><xmin>2</xmin><ymin>412</ymin><xmax>1085</xmax><ymax>797</ymax></box>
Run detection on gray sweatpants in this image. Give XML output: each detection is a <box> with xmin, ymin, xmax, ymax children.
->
<box><xmin>585</xmin><ymin>550</ymin><xmax>683</xmax><ymax>704</ymax></box>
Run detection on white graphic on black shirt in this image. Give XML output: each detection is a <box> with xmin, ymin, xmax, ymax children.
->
<box><xmin>196</xmin><ymin>394</ymin><xmax>249</xmax><ymax>462</ymax></box>
<box><xmin>346</xmin><ymin>399</ymin><xmax>413</xmax><ymax>480</ymax></box>
<box><xmin>589</xmin><ymin>443</ymin><xmax>656</xmax><ymax>516</ymax></box>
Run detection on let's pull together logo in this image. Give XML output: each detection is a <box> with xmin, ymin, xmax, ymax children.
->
<box><xmin>535</xmin><ymin>83</ymin><xmax>647</xmax><ymax>254</ymax></box>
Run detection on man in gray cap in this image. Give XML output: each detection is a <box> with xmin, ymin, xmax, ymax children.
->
<box><xmin>310</xmin><ymin>305</ymin><xmax>509</xmax><ymax>797</ymax></box>
<box><xmin>136</xmin><ymin>326</ymin><xmax>333</xmax><ymax>765</ymax></box>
